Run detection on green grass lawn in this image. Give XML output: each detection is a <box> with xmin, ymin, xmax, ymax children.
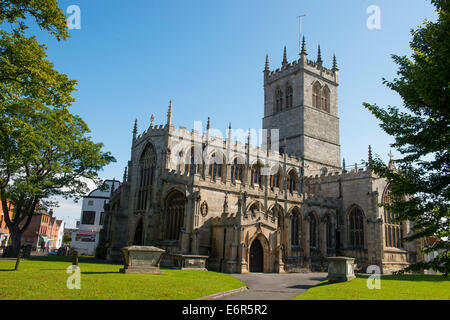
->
<box><xmin>0</xmin><ymin>256</ymin><xmax>244</xmax><ymax>300</ymax></box>
<box><xmin>294</xmin><ymin>274</ymin><xmax>450</xmax><ymax>300</ymax></box>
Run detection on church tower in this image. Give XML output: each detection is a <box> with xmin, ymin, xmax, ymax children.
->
<box><xmin>262</xmin><ymin>37</ymin><xmax>341</xmax><ymax>175</ymax></box>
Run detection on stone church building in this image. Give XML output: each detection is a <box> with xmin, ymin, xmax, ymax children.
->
<box><xmin>100</xmin><ymin>38</ymin><xmax>422</xmax><ymax>274</ymax></box>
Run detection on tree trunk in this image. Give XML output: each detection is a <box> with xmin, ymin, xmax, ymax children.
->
<box><xmin>7</xmin><ymin>229</ymin><xmax>22</xmax><ymax>258</ymax></box>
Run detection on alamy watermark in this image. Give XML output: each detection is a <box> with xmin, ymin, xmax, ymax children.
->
<box><xmin>366</xmin><ymin>265</ymin><xmax>381</xmax><ymax>289</ymax></box>
<box><xmin>66</xmin><ymin>265</ymin><xmax>81</xmax><ymax>289</ymax></box>
<box><xmin>167</xmin><ymin>121</ymin><xmax>283</xmax><ymax>176</ymax></box>
<box><xmin>67</xmin><ymin>5</ymin><xmax>81</xmax><ymax>30</ymax></box>
<box><xmin>367</xmin><ymin>5</ymin><xmax>381</xmax><ymax>30</ymax></box>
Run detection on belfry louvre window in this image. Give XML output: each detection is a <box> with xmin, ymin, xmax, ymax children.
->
<box><xmin>312</xmin><ymin>82</ymin><xmax>321</xmax><ymax>109</ymax></box>
<box><xmin>165</xmin><ymin>191</ymin><xmax>185</xmax><ymax>240</ymax></box>
<box><xmin>349</xmin><ymin>207</ymin><xmax>365</xmax><ymax>248</ymax></box>
<box><xmin>384</xmin><ymin>188</ymin><xmax>403</xmax><ymax>248</ymax></box>
<box><xmin>322</xmin><ymin>86</ymin><xmax>330</xmax><ymax>112</ymax></box>
<box><xmin>137</xmin><ymin>144</ymin><xmax>156</xmax><ymax>211</ymax></box>
<box><xmin>275</xmin><ymin>88</ymin><xmax>283</xmax><ymax>112</ymax></box>
<box><xmin>286</xmin><ymin>86</ymin><xmax>293</xmax><ymax>108</ymax></box>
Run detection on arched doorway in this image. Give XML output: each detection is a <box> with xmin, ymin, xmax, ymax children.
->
<box><xmin>249</xmin><ymin>239</ymin><xmax>263</xmax><ymax>272</ymax></box>
<box><xmin>133</xmin><ymin>219</ymin><xmax>143</xmax><ymax>245</ymax></box>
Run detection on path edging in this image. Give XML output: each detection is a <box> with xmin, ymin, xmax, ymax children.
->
<box><xmin>196</xmin><ymin>286</ymin><xmax>248</xmax><ymax>300</ymax></box>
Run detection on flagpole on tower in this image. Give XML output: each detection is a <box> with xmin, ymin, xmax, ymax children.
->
<box><xmin>297</xmin><ymin>14</ymin><xmax>306</xmax><ymax>50</ymax></box>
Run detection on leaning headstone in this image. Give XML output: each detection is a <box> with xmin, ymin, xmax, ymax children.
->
<box><xmin>72</xmin><ymin>250</ymin><xmax>79</xmax><ymax>266</ymax></box>
<box><xmin>327</xmin><ymin>257</ymin><xmax>355</xmax><ymax>282</ymax></box>
<box><xmin>120</xmin><ymin>246</ymin><xmax>165</xmax><ymax>274</ymax></box>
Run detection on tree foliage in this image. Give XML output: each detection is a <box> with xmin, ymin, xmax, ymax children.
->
<box><xmin>363</xmin><ymin>0</ymin><xmax>449</xmax><ymax>275</ymax></box>
<box><xmin>0</xmin><ymin>0</ymin><xmax>115</xmax><ymax>255</ymax></box>
<box><xmin>0</xmin><ymin>0</ymin><xmax>69</xmax><ymax>40</ymax></box>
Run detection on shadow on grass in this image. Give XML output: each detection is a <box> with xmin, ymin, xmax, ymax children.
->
<box><xmin>377</xmin><ymin>274</ymin><xmax>448</xmax><ymax>282</ymax></box>
<box><xmin>80</xmin><ymin>271</ymin><xmax>121</xmax><ymax>275</ymax></box>
<box><xmin>27</xmin><ymin>256</ymin><xmax>119</xmax><ymax>265</ymax></box>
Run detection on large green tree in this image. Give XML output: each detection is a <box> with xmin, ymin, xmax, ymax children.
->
<box><xmin>0</xmin><ymin>1</ymin><xmax>115</xmax><ymax>256</ymax></box>
<box><xmin>363</xmin><ymin>0</ymin><xmax>449</xmax><ymax>275</ymax></box>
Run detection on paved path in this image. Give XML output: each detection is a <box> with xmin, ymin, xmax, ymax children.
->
<box><xmin>219</xmin><ymin>272</ymin><xmax>327</xmax><ymax>300</ymax></box>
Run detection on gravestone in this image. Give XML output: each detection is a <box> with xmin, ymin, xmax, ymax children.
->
<box><xmin>120</xmin><ymin>246</ymin><xmax>165</xmax><ymax>274</ymax></box>
<box><xmin>72</xmin><ymin>250</ymin><xmax>79</xmax><ymax>266</ymax></box>
<box><xmin>327</xmin><ymin>257</ymin><xmax>355</xmax><ymax>282</ymax></box>
<box><xmin>161</xmin><ymin>253</ymin><xmax>208</xmax><ymax>270</ymax></box>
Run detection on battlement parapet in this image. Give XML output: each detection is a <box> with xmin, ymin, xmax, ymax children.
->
<box><xmin>265</xmin><ymin>57</ymin><xmax>337</xmax><ymax>85</ymax></box>
<box><xmin>305</xmin><ymin>167</ymin><xmax>373</xmax><ymax>183</ymax></box>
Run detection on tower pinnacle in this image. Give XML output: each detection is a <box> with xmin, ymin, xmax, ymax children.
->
<box><xmin>150</xmin><ymin>114</ymin><xmax>155</xmax><ymax>127</ymax></box>
<box><xmin>132</xmin><ymin>119</ymin><xmax>138</xmax><ymax>141</ymax></box>
<box><xmin>166</xmin><ymin>100</ymin><xmax>173</xmax><ymax>126</ymax></box>
<box><xmin>300</xmin><ymin>36</ymin><xmax>307</xmax><ymax>56</ymax></box>
<box><xmin>317</xmin><ymin>45</ymin><xmax>323</xmax><ymax>65</ymax></box>
<box><xmin>332</xmin><ymin>53</ymin><xmax>339</xmax><ymax>71</ymax></box>
<box><xmin>264</xmin><ymin>54</ymin><xmax>270</xmax><ymax>73</ymax></box>
<box><xmin>282</xmin><ymin>46</ymin><xmax>288</xmax><ymax>66</ymax></box>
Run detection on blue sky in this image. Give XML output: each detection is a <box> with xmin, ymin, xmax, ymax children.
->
<box><xmin>20</xmin><ymin>0</ymin><xmax>438</xmax><ymax>227</ymax></box>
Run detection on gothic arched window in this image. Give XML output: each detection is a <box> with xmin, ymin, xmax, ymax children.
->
<box><xmin>231</xmin><ymin>157</ymin><xmax>244</xmax><ymax>183</ymax></box>
<box><xmin>312</xmin><ymin>82</ymin><xmax>321</xmax><ymax>109</ymax></box>
<box><xmin>325</xmin><ymin>215</ymin><xmax>333</xmax><ymax>249</ymax></box>
<box><xmin>384</xmin><ymin>188</ymin><xmax>403</xmax><ymax>248</ymax></box>
<box><xmin>322</xmin><ymin>86</ymin><xmax>330</xmax><ymax>112</ymax></box>
<box><xmin>286</xmin><ymin>86</ymin><xmax>293</xmax><ymax>109</ymax></box>
<box><xmin>275</xmin><ymin>88</ymin><xmax>283</xmax><ymax>113</ymax></box>
<box><xmin>270</xmin><ymin>168</ymin><xmax>282</xmax><ymax>189</ymax></box>
<box><xmin>251</xmin><ymin>162</ymin><xmax>263</xmax><ymax>188</ymax></box>
<box><xmin>349</xmin><ymin>206</ymin><xmax>365</xmax><ymax>249</ymax></box>
<box><xmin>165</xmin><ymin>191</ymin><xmax>185</xmax><ymax>240</ymax></box>
<box><xmin>309</xmin><ymin>213</ymin><xmax>318</xmax><ymax>250</ymax></box>
<box><xmin>137</xmin><ymin>143</ymin><xmax>156</xmax><ymax>211</ymax></box>
<box><xmin>287</xmin><ymin>170</ymin><xmax>298</xmax><ymax>194</ymax></box>
<box><xmin>185</xmin><ymin>147</ymin><xmax>200</xmax><ymax>175</ymax></box>
<box><xmin>291</xmin><ymin>208</ymin><xmax>301</xmax><ymax>246</ymax></box>
<box><xmin>209</xmin><ymin>153</ymin><xmax>223</xmax><ymax>182</ymax></box>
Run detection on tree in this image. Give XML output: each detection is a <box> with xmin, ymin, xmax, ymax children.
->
<box><xmin>0</xmin><ymin>1</ymin><xmax>115</xmax><ymax>256</ymax></box>
<box><xmin>0</xmin><ymin>0</ymin><xmax>69</xmax><ymax>40</ymax></box>
<box><xmin>63</xmin><ymin>232</ymin><xmax>71</xmax><ymax>245</ymax></box>
<box><xmin>363</xmin><ymin>0</ymin><xmax>449</xmax><ymax>275</ymax></box>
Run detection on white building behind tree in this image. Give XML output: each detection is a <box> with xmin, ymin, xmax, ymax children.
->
<box><xmin>71</xmin><ymin>179</ymin><xmax>120</xmax><ymax>255</ymax></box>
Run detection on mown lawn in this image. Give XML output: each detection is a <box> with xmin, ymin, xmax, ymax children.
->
<box><xmin>0</xmin><ymin>256</ymin><xmax>244</xmax><ymax>300</ymax></box>
<box><xmin>294</xmin><ymin>274</ymin><xmax>450</xmax><ymax>300</ymax></box>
